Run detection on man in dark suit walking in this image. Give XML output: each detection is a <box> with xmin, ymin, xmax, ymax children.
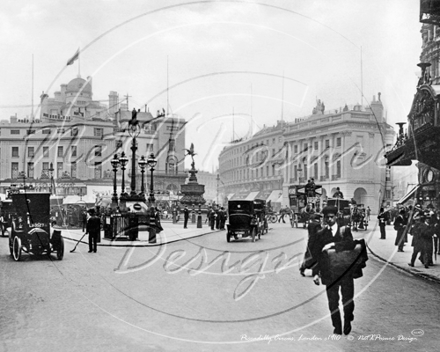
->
<box><xmin>300</xmin><ymin>213</ymin><xmax>322</xmax><ymax>276</ymax></box>
<box><xmin>314</xmin><ymin>206</ymin><xmax>355</xmax><ymax>336</ymax></box>
<box><xmin>86</xmin><ymin>208</ymin><xmax>101</xmax><ymax>253</ymax></box>
<box><xmin>183</xmin><ymin>206</ymin><xmax>189</xmax><ymax>229</ymax></box>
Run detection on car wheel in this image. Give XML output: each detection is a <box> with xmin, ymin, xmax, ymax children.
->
<box><xmin>57</xmin><ymin>237</ymin><xmax>64</xmax><ymax>260</ymax></box>
<box><xmin>269</xmin><ymin>215</ymin><xmax>277</xmax><ymax>223</ymax></box>
<box><xmin>12</xmin><ymin>236</ymin><xmax>22</xmax><ymax>261</ymax></box>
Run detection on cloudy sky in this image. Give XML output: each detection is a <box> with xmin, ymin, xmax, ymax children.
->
<box><xmin>0</xmin><ymin>0</ymin><xmax>421</xmax><ymax>171</ymax></box>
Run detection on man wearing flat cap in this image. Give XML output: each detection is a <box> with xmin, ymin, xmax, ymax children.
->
<box><xmin>314</xmin><ymin>205</ymin><xmax>356</xmax><ymax>336</ymax></box>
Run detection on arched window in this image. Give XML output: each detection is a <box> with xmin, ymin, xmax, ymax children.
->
<box><xmin>166</xmin><ymin>156</ymin><xmax>178</xmax><ymax>175</ymax></box>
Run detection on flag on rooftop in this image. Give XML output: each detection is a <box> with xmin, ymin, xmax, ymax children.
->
<box><xmin>66</xmin><ymin>48</ymin><xmax>80</xmax><ymax>66</ymax></box>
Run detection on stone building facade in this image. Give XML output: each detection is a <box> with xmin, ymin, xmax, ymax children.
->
<box><xmin>0</xmin><ymin>75</ymin><xmax>187</xmax><ymax>200</ymax></box>
<box><xmin>218</xmin><ymin>95</ymin><xmax>395</xmax><ymax>211</ymax></box>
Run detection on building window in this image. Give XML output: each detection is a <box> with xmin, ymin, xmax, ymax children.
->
<box><xmin>57</xmin><ymin>162</ymin><xmax>63</xmax><ymax>178</ymax></box>
<box><xmin>385</xmin><ymin>190</ymin><xmax>391</xmax><ymax>199</ymax></box>
<box><xmin>314</xmin><ymin>163</ymin><xmax>318</xmax><ymax>178</ymax></box>
<box><xmin>71</xmin><ymin>127</ymin><xmax>79</xmax><ymax>136</ymax></box>
<box><xmin>272</xmin><ymin>149</ymin><xmax>275</xmax><ymax>157</ymax></box>
<box><xmin>166</xmin><ymin>156</ymin><xmax>177</xmax><ymax>174</ymax></box>
<box><xmin>11</xmin><ymin>162</ymin><xmax>19</xmax><ymax>178</ymax></box>
<box><xmin>325</xmin><ymin>140</ymin><xmax>330</xmax><ymax>149</ymax></box>
<box><xmin>57</xmin><ymin>128</ymin><xmax>65</xmax><ymax>134</ymax></box>
<box><xmin>325</xmin><ymin>159</ymin><xmax>329</xmax><ymax>178</ymax></box>
<box><xmin>43</xmin><ymin>162</ymin><xmax>49</xmax><ymax>175</ymax></box>
<box><xmin>336</xmin><ymin>137</ymin><xmax>341</xmax><ymax>147</ymax></box>
<box><xmin>294</xmin><ymin>165</ymin><xmax>297</xmax><ymax>180</ymax></box>
<box><xmin>314</xmin><ymin>141</ymin><xmax>318</xmax><ymax>150</ymax></box>
<box><xmin>72</xmin><ymin>146</ymin><xmax>77</xmax><ymax>157</ymax></box>
<box><xmin>336</xmin><ymin>160</ymin><xmax>341</xmax><ymax>177</ymax></box>
<box><xmin>27</xmin><ymin>129</ymin><xmax>36</xmax><ymax>135</ymax></box>
<box><xmin>42</xmin><ymin>129</ymin><xmax>51</xmax><ymax>134</ymax></box>
<box><xmin>94</xmin><ymin>146</ymin><xmax>102</xmax><ymax>157</ymax></box>
<box><xmin>58</xmin><ymin>146</ymin><xmax>63</xmax><ymax>157</ymax></box>
<box><xmin>28</xmin><ymin>162</ymin><xmax>34</xmax><ymax>178</ymax></box>
<box><xmin>294</xmin><ymin>145</ymin><xmax>298</xmax><ymax>153</ymax></box>
<box><xmin>303</xmin><ymin>143</ymin><xmax>308</xmax><ymax>151</ymax></box>
<box><xmin>71</xmin><ymin>162</ymin><xmax>77</xmax><ymax>178</ymax></box>
<box><xmin>94</xmin><ymin>128</ymin><xmax>103</xmax><ymax>137</ymax></box>
<box><xmin>95</xmin><ymin>162</ymin><xmax>102</xmax><ymax>179</ymax></box>
<box><xmin>28</xmin><ymin>147</ymin><xmax>35</xmax><ymax>158</ymax></box>
<box><xmin>43</xmin><ymin>147</ymin><xmax>49</xmax><ymax>158</ymax></box>
<box><xmin>11</xmin><ymin>130</ymin><xmax>20</xmax><ymax>135</ymax></box>
<box><xmin>12</xmin><ymin>147</ymin><xmax>19</xmax><ymax>157</ymax></box>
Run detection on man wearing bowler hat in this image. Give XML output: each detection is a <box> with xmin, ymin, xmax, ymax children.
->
<box><xmin>85</xmin><ymin>208</ymin><xmax>101</xmax><ymax>253</ymax></box>
<box><xmin>314</xmin><ymin>205</ymin><xmax>356</xmax><ymax>336</ymax></box>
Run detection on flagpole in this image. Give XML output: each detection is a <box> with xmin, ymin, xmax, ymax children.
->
<box><xmin>31</xmin><ymin>54</ymin><xmax>34</xmax><ymax>120</ymax></box>
<box><xmin>78</xmin><ymin>49</ymin><xmax>81</xmax><ymax>77</ymax></box>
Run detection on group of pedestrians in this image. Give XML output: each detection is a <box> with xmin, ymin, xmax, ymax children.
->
<box><xmin>207</xmin><ymin>206</ymin><xmax>227</xmax><ymax>230</ymax></box>
<box><xmin>377</xmin><ymin>205</ymin><xmax>440</xmax><ymax>269</ymax></box>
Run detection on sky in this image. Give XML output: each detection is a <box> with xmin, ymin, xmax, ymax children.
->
<box><xmin>0</xmin><ymin>0</ymin><xmax>422</xmax><ymax>172</ymax></box>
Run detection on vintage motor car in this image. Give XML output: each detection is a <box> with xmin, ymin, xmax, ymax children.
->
<box><xmin>8</xmin><ymin>192</ymin><xmax>64</xmax><ymax>261</ymax></box>
<box><xmin>226</xmin><ymin>200</ymin><xmax>261</xmax><ymax>242</ymax></box>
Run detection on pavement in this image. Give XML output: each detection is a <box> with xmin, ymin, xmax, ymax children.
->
<box><xmin>57</xmin><ymin>219</ymin><xmax>217</xmax><ymax>247</ymax></box>
<box><xmin>57</xmin><ymin>218</ymin><xmax>440</xmax><ymax>284</ymax></box>
<box><xmin>362</xmin><ymin>221</ymin><xmax>440</xmax><ymax>284</ymax></box>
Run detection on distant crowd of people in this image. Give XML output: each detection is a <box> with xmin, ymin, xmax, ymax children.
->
<box><xmin>377</xmin><ymin>204</ymin><xmax>440</xmax><ymax>268</ymax></box>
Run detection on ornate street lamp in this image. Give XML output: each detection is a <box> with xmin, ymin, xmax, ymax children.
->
<box><xmin>147</xmin><ymin>153</ymin><xmax>157</xmax><ymax>204</ymax></box>
<box><xmin>128</xmin><ymin>108</ymin><xmax>141</xmax><ymax>196</ymax></box>
<box><xmin>119</xmin><ymin>152</ymin><xmax>129</xmax><ymax>196</ymax></box>
<box><xmin>111</xmin><ymin>154</ymin><xmax>120</xmax><ymax>205</ymax></box>
<box><xmin>48</xmin><ymin>162</ymin><xmax>55</xmax><ymax>195</ymax></box>
<box><xmin>138</xmin><ymin>155</ymin><xmax>147</xmax><ymax>197</ymax></box>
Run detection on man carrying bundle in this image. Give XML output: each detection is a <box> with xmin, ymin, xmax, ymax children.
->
<box><xmin>313</xmin><ymin>206</ymin><xmax>367</xmax><ymax>336</ymax></box>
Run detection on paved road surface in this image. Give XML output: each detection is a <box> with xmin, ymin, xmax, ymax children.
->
<box><xmin>1</xmin><ymin>224</ymin><xmax>439</xmax><ymax>351</ymax></box>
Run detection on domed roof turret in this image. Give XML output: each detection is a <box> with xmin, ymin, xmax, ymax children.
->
<box><xmin>66</xmin><ymin>77</ymin><xmax>92</xmax><ymax>95</ymax></box>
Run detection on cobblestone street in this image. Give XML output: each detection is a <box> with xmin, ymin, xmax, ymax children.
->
<box><xmin>1</xmin><ymin>224</ymin><xmax>440</xmax><ymax>351</ymax></box>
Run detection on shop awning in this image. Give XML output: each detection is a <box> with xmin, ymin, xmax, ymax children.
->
<box><xmin>231</xmin><ymin>190</ymin><xmax>250</xmax><ymax>200</ymax></box>
<box><xmin>245</xmin><ymin>191</ymin><xmax>260</xmax><ymax>200</ymax></box>
<box><xmin>267</xmin><ymin>190</ymin><xmax>283</xmax><ymax>203</ymax></box>
<box><xmin>397</xmin><ymin>184</ymin><xmax>420</xmax><ymax>205</ymax></box>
